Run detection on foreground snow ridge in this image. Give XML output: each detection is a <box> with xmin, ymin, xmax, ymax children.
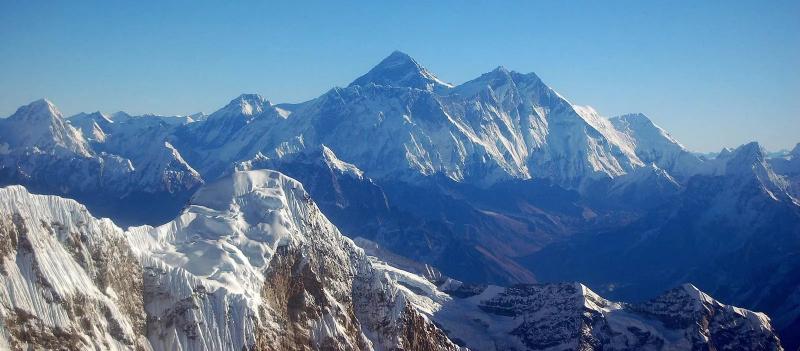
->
<box><xmin>0</xmin><ymin>170</ymin><xmax>784</xmax><ymax>350</ymax></box>
<box><xmin>0</xmin><ymin>171</ymin><xmax>458</xmax><ymax>351</ymax></box>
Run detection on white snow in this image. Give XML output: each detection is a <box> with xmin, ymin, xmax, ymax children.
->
<box><xmin>321</xmin><ymin>145</ymin><xmax>365</xmax><ymax>179</ymax></box>
<box><xmin>172</xmin><ymin>52</ymin><xmax>661</xmax><ymax>188</ymax></box>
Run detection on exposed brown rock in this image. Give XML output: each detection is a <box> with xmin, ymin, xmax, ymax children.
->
<box><xmin>255</xmin><ymin>244</ymin><xmax>368</xmax><ymax>351</ymax></box>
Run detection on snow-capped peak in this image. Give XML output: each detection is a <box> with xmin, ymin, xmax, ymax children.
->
<box><xmin>210</xmin><ymin>93</ymin><xmax>273</xmax><ymax>119</ymax></box>
<box><xmin>696</xmin><ymin>141</ymin><xmax>796</xmax><ymax>203</ymax></box>
<box><xmin>790</xmin><ymin>143</ymin><xmax>800</xmax><ymax>158</ymax></box>
<box><xmin>0</xmin><ymin>98</ymin><xmax>91</xmax><ymax>156</ymax></box>
<box><xmin>72</xmin><ymin>111</ymin><xmax>114</xmax><ymax>124</ymax></box>
<box><xmin>349</xmin><ymin>50</ymin><xmax>452</xmax><ymax>90</ymax></box>
<box><xmin>731</xmin><ymin>141</ymin><xmax>765</xmax><ymax>160</ymax></box>
<box><xmin>110</xmin><ymin>111</ymin><xmax>133</xmax><ymax>123</ymax></box>
<box><xmin>633</xmin><ymin>282</ymin><xmax>778</xmax><ymax>342</ymax></box>
<box><xmin>129</xmin><ymin>170</ymin><xmax>311</xmax><ymax>303</ymax></box>
<box><xmin>7</xmin><ymin>98</ymin><xmax>62</xmax><ymax>122</ymax></box>
<box><xmin>189</xmin><ymin>169</ymin><xmax>301</xmax><ymax>212</ymax></box>
<box><xmin>483</xmin><ymin>65</ymin><xmax>513</xmax><ymax>81</ymax></box>
<box><xmin>67</xmin><ymin>111</ymin><xmax>114</xmax><ymax>141</ymax></box>
<box><xmin>611</xmin><ymin>113</ymin><xmax>684</xmax><ymax>148</ymax></box>
<box><xmin>717</xmin><ymin>147</ymin><xmax>734</xmax><ymax>158</ymax></box>
<box><xmin>716</xmin><ymin>141</ymin><xmax>768</xmax><ymax>175</ymax></box>
<box><xmin>609</xmin><ymin>112</ymin><xmax>703</xmax><ymax>178</ymax></box>
<box><xmin>678</xmin><ymin>283</ymin><xmax>714</xmax><ymax>305</ymax></box>
<box><xmin>187</xmin><ymin>112</ymin><xmax>208</xmax><ymax>122</ymax></box>
<box><xmin>451</xmin><ymin>66</ymin><xmax>522</xmax><ymax>98</ymax></box>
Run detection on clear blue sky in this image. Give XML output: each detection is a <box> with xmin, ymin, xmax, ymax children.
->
<box><xmin>1</xmin><ymin>1</ymin><xmax>798</xmax><ymax>152</ymax></box>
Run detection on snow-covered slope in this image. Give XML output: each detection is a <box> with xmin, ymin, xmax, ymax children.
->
<box><xmin>769</xmin><ymin>143</ymin><xmax>800</xmax><ymax>199</ymax></box>
<box><xmin>0</xmin><ymin>185</ymin><xmax>148</xmax><ymax>350</ymax></box>
<box><xmin>85</xmin><ymin>113</ymin><xmax>203</xmax><ymax>194</ymax></box>
<box><xmin>62</xmin><ymin>111</ymin><xmax>113</xmax><ymax>144</ymax></box>
<box><xmin>0</xmin><ymin>171</ymin><xmax>460</xmax><ymax>350</ymax></box>
<box><xmin>66</xmin><ymin>109</ymin><xmax>203</xmax><ymax>194</ymax></box>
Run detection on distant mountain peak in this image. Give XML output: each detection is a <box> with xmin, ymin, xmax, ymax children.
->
<box><xmin>349</xmin><ymin>50</ymin><xmax>452</xmax><ymax>90</ymax></box>
<box><xmin>717</xmin><ymin>147</ymin><xmax>734</xmax><ymax>158</ymax></box>
<box><xmin>29</xmin><ymin>97</ymin><xmax>55</xmax><ymax>107</ymax></box>
<box><xmin>386</xmin><ymin>49</ymin><xmax>414</xmax><ymax>62</ymax></box>
<box><xmin>231</xmin><ymin>93</ymin><xmax>271</xmax><ymax>108</ymax></box>
<box><xmin>611</xmin><ymin>113</ymin><xmax>686</xmax><ymax>148</ymax></box>
<box><xmin>108</xmin><ymin>111</ymin><xmax>132</xmax><ymax>123</ymax></box>
<box><xmin>491</xmin><ymin>65</ymin><xmax>510</xmax><ymax>74</ymax></box>
<box><xmin>66</xmin><ymin>111</ymin><xmax>114</xmax><ymax>143</ymax></box>
<box><xmin>211</xmin><ymin>93</ymin><xmax>273</xmax><ymax>119</ymax></box>
<box><xmin>712</xmin><ymin>142</ymin><xmax>765</xmax><ymax>169</ymax></box>
<box><xmin>70</xmin><ymin>111</ymin><xmax>114</xmax><ymax>125</ymax></box>
<box><xmin>789</xmin><ymin>143</ymin><xmax>800</xmax><ymax>158</ymax></box>
<box><xmin>731</xmin><ymin>141</ymin><xmax>766</xmax><ymax>161</ymax></box>
<box><xmin>9</xmin><ymin>98</ymin><xmax>62</xmax><ymax>122</ymax></box>
<box><xmin>0</xmin><ymin>99</ymin><xmax>91</xmax><ymax>156</ymax></box>
<box><xmin>90</xmin><ymin>111</ymin><xmax>113</xmax><ymax>122</ymax></box>
<box><xmin>678</xmin><ymin>283</ymin><xmax>713</xmax><ymax>303</ymax></box>
<box><xmin>452</xmin><ymin>66</ymin><xmax>546</xmax><ymax>100</ymax></box>
<box><xmin>235</xmin><ymin>93</ymin><xmax>269</xmax><ymax>103</ymax></box>
<box><xmin>483</xmin><ymin>65</ymin><xmax>514</xmax><ymax>82</ymax></box>
<box><xmin>613</xmin><ymin>112</ymin><xmax>651</xmax><ymax>124</ymax></box>
<box><xmin>710</xmin><ymin>141</ymin><xmax>799</xmax><ymax>203</ymax></box>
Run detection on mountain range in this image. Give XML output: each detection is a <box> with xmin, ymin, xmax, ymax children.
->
<box><xmin>0</xmin><ymin>51</ymin><xmax>797</xmax><ymax>350</ymax></box>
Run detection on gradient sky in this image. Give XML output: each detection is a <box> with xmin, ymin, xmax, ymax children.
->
<box><xmin>1</xmin><ymin>1</ymin><xmax>798</xmax><ymax>152</ymax></box>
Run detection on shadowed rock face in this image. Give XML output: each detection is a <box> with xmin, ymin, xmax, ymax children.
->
<box><xmin>254</xmin><ymin>243</ymin><xmax>457</xmax><ymax>351</ymax></box>
<box><xmin>397</xmin><ymin>303</ymin><xmax>457</xmax><ymax>351</ymax></box>
<box><xmin>632</xmin><ymin>285</ymin><xmax>783</xmax><ymax>350</ymax></box>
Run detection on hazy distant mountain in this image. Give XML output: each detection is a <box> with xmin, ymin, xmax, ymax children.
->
<box><xmin>0</xmin><ymin>100</ymin><xmax>203</xmax><ymax>225</ymax></box>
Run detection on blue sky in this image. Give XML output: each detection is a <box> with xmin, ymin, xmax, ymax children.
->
<box><xmin>1</xmin><ymin>1</ymin><xmax>798</xmax><ymax>152</ymax></box>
